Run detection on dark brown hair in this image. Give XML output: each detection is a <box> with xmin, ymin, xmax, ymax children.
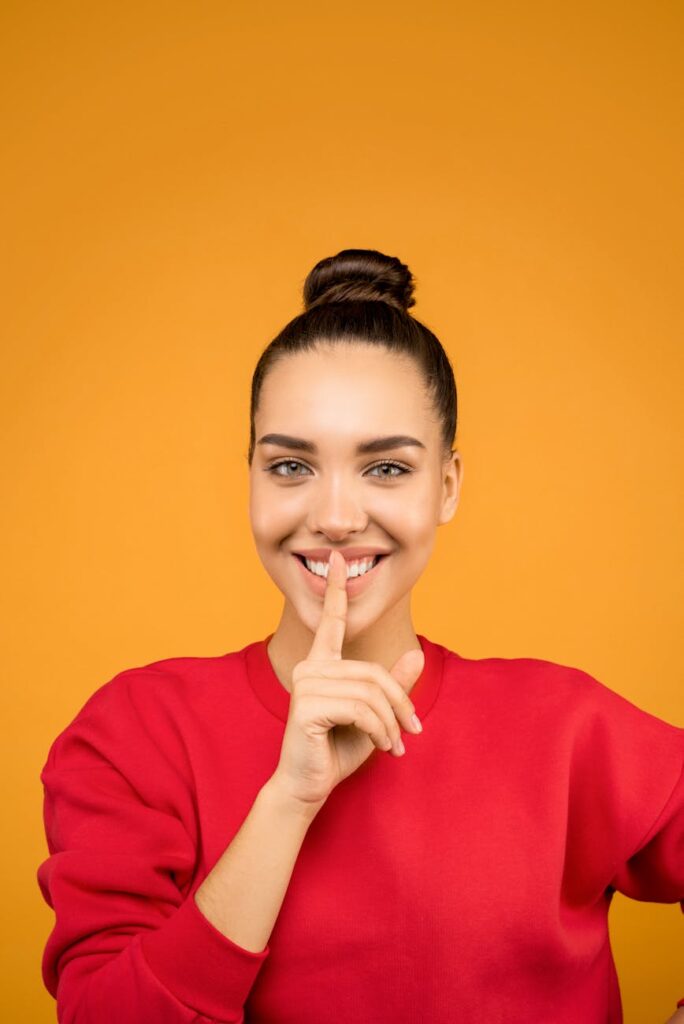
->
<box><xmin>247</xmin><ymin>248</ymin><xmax>457</xmax><ymax>464</ymax></box>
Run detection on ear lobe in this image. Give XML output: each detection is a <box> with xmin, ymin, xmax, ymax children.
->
<box><xmin>440</xmin><ymin>495</ymin><xmax>459</xmax><ymax>524</ymax></box>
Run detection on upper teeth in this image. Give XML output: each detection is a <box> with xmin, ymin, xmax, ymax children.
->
<box><xmin>304</xmin><ymin>556</ymin><xmax>379</xmax><ymax>578</ymax></box>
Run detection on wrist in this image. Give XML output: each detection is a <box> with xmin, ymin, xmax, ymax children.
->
<box><xmin>262</xmin><ymin>774</ymin><xmax>327</xmax><ymax>824</ymax></box>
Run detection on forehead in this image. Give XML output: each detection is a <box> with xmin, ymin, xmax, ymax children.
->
<box><xmin>256</xmin><ymin>343</ymin><xmax>434</xmax><ymax>441</ymax></box>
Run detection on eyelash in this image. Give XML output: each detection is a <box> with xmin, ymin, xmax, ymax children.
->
<box><xmin>265</xmin><ymin>458</ymin><xmax>411</xmax><ymax>481</ymax></box>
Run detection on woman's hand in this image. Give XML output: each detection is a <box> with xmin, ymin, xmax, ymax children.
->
<box><xmin>662</xmin><ymin>1009</ymin><xmax>684</xmax><ymax>1024</ymax></box>
<box><xmin>271</xmin><ymin>549</ymin><xmax>425</xmax><ymax>808</ymax></box>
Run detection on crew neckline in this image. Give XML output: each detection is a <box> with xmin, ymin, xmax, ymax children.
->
<box><xmin>243</xmin><ymin>632</ymin><xmax>447</xmax><ymax>724</ymax></box>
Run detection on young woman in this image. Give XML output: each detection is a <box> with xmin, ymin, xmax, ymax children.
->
<box><xmin>37</xmin><ymin>249</ymin><xmax>684</xmax><ymax>1023</ymax></box>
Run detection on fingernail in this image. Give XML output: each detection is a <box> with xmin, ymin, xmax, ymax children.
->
<box><xmin>394</xmin><ymin>737</ymin><xmax>406</xmax><ymax>756</ymax></box>
<box><xmin>411</xmin><ymin>713</ymin><xmax>423</xmax><ymax>733</ymax></box>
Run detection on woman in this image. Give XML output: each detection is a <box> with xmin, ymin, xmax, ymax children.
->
<box><xmin>37</xmin><ymin>249</ymin><xmax>684</xmax><ymax>1023</ymax></box>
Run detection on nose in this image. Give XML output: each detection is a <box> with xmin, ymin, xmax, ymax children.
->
<box><xmin>306</xmin><ymin>476</ymin><xmax>368</xmax><ymax>538</ymax></box>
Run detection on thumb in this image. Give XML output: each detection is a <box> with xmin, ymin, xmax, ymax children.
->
<box><xmin>390</xmin><ymin>646</ymin><xmax>425</xmax><ymax>693</ymax></box>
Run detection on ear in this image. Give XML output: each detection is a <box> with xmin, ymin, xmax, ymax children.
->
<box><xmin>439</xmin><ymin>449</ymin><xmax>462</xmax><ymax>525</ymax></box>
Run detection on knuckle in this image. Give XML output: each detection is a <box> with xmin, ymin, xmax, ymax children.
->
<box><xmin>292</xmin><ymin>688</ymin><xmax>311</xmax><ymax>708</ymax></box>
<box><xmin>360</xmin><ymin>680</ymin><xmax>377</xmax><ymax>700</ymax></box>
<box><xmin>291</xmin><ymin>679</ymin><xmax>310</xmax><ymax>700</ymax></box>
<box><xmin>290</xmin><ymin>671</ymin><xmax>307</xmax><ymax>694</ymax></box>
<box><xmin>291</xmin><ymin>661</ymin><xmax>309</xmax><ymax>684</ymax></box>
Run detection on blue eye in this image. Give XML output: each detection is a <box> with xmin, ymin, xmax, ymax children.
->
<box><xmin>265</xmin><ymin>459</ymin><xmax>410</xmax><ymax>480</ymax></box>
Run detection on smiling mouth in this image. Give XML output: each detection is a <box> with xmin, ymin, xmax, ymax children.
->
<box><xmin>294</xmin><ymin>553</ymin><xmax>387</xmax><ymax>578</ymax></box>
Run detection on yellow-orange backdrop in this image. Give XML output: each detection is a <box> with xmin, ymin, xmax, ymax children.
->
<box><xmin>2</xmin><ymin>2</ymin><xmax>682</xmax><ymax>1020</ymax></box>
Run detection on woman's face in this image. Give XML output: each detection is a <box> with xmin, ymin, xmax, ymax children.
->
<box><xmin>249</xmin><ymin>342</ymin><xmax>461</xmax><ymax>643</ymax></box>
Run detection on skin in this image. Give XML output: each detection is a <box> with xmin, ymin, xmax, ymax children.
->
<box><xmin>248</xmin><ymin>340</ymin><xmax>462</xmax><ymax>693</ymax></box>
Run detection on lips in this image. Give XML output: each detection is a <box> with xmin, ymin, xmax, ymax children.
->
<box><xmin>292</xmin><ymin>551</ymin><xmax>389</xmax><ymax>596</ymax></box>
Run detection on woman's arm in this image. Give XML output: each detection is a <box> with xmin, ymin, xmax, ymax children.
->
<box><xmin>192</xmin><ymin>775</ymin><xmax>322</xmax><ymax>952</ymax></box>
<box><xmin>37</xmin><ymin>669</ymin><xmax>321</xmax><ymax>1024</ymax></box>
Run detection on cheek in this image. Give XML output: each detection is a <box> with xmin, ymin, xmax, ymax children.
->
<box><xmin>249</xmin><ymin>483</ymin><xmax>301</xmax><ymax>542</ymax></box>
<box><xmin>248</xmin><ymin>488</ymin><xmax>267</xmax><ymax>535</ymax></box>
<box><xmin>248</xmin><ymin>486</ymin><xmax>278</xmax><ymax>544</ymax></box>
<box><xmin>386</xmin><ymin>493</ymin><xmax>437</xmax><ymax>538</ymax></box>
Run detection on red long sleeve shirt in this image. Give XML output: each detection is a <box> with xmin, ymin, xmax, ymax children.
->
<box><xmin>37</xmin><ymin>634</ymin><xmax>684</xmax><ymax>1023</ymax></box>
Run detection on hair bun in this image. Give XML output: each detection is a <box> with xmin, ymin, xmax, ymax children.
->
<box><xmin>303</xmin><ymin>248</ymin><xmax>416</xmax><ymax>314</ymax></box>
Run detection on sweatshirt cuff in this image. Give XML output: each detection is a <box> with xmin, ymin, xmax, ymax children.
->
<box><xmin>139</xmin><ymin>890</ymin><xmax>270</xmax><ymax>1019</ymax></box>
<box><xmin>677</xmin><ymin>997</ymin><xmax>684</xmax><ymax>1008</ymax></box>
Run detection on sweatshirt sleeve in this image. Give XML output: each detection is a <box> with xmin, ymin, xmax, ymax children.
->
<box><xmin>607</xmin><ymin>751</ymin><xmax>684</xmax><ymax>1011</ymax></box>
<box><xmin>36</xmin><ymin>667</ymin><xmax>270</xmax><ymax>1023</ymax></box>
<box><xmin>572</xmin><ymin>670</ymin><xmax>684</xmax><ymax>1016</ymax></box>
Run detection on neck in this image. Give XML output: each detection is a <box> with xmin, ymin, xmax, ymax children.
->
<box><xmin>266</xmin><ymin>594</ymin><xmax>420</xmax><ymax>693</ymax></box>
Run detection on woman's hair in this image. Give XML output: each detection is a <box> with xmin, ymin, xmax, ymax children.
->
<box><xmin>247</xmin><ymin>248</ymin><xmax>458</xmax><ymax>464</ymax></box>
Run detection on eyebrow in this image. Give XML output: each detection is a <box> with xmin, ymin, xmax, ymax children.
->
<box><xmin>256</xmin><ymin>433</ymin><xmax>427</xmax><ymax>455</ymax></box>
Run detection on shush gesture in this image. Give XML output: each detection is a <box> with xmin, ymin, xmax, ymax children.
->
<box><xmin>272</xmin><ymin>549</ymin><xmax>425</xmax><ymax>809</ymax></box>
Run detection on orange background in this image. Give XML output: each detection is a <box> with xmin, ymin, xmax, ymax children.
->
<box><xmin>2</xmin><ymin>2</ymin><xmax>682</xmax><ymax>1020</ymax></box>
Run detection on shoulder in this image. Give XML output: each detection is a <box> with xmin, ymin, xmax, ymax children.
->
<box><xmin>42</xmin><ymin>645</ymin><xmax>251</xmax><ymax>775</ymax></box>
<box><xmin>441</xmin><ymin>644</ymin><xmax>683</xmax><ymax>745</ymax></box>
<box><xmin>440</xmin><ymin>645</ymin><xmax>599</xmax><ymax>701</ymax></box>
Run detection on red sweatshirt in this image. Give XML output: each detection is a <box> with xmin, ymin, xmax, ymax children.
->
<box><xmin>37</xmin><ymin>634</ymin><xmax>684</xmax><ymax>1023</ymax></box>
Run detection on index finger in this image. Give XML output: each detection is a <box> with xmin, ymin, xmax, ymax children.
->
<box><xmin>308</xmin><ymin>550</ymin><xmax>348</xmax><ymax>662</ymax></box>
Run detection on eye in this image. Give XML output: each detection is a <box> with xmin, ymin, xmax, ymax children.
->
<box><xmin>266</xmin><ymin>459</ymin><xmax>312</xmax><ymax>479</ymax></box>
<box><xmin>366</xmin><ymin>460</ymin><xmax>410</xmax><ymax>479</ymax></box>
<box><xmin>264</xmin><ymin>459</ymin><xmax>411</xmax><ymax>480</ymax></box>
